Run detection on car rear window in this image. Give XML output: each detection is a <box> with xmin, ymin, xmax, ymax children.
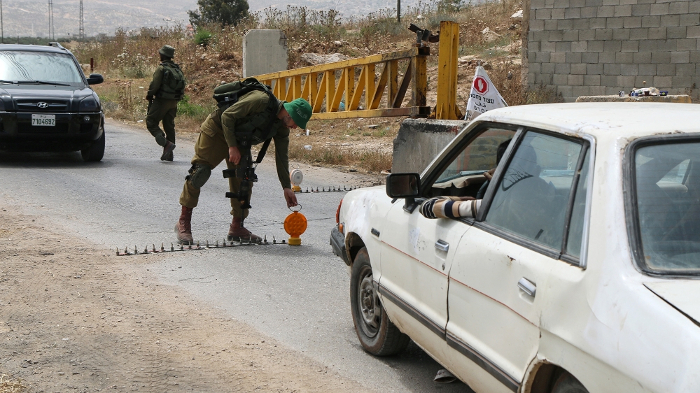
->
<box><xmin>633</xmin><ymin>140</ymin><xmax>700</xmax><ymax>274</ymax></box>
<box><xmin>0</xmin><ymin>51</ymin><xmax>83</xmax><ymax>83</ymax></box>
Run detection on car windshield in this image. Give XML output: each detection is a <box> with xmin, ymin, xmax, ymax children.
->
<box><xmin>634</xmin><ymin>140</ymin><xmax>700</xmax><ymax>274</ymax></box>
<box><xmin>0</xmin><ymin>51</ymin><xmax>83</xmax><ymax>84</ymax></box>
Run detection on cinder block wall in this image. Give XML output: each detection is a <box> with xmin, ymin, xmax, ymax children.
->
<box><xmin>524</xmin><ymin>0</ymin><xmax>700</xmax><ymax>102</ymax></box>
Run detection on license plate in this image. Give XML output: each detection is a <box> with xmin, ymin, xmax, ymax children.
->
<box><xmin>32</xmin><ymin>114</ymin><xmax>55</xmax><ymax>126</ymax></box>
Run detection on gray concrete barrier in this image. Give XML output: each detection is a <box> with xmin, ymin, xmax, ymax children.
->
<box><xmin>392</xmin><ymin>118</ymin><xmax>469</xmax><ymax>174</ymax></box>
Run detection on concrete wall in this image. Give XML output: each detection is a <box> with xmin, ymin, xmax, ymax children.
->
<box><xmin>524</xmin><ymin>0</ymin><xmax>700</xmax><ymax>102</ymax></box>
<box><xmin>391</xmin><ymin>119</ymin><xmax>469</xmax><ymax>174</ymax></box>
<box><xmin>242</xmin><ymin>30</ymin><xmax>288</xmax><ymax>78</ymax></box>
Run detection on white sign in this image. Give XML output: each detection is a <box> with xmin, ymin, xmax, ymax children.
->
<box><xmin>32</xmin><ymin>114</ymin><xmax>55</xmax><ymax>126</ymax></box>
<box><xmin>464</xmin><ymin>66</ymin><xmax>507</xmax><ymax>120</ymax></box>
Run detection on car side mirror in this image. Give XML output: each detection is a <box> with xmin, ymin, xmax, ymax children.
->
<box><xmin>87</xmin><ymin>74</ymin><xmax>104</xmax><ymax>85</ymax></box>
<box><xmin>386</xmin><ymin>173</ymin><xmax>421</xmax><ymax>213</ymax></box>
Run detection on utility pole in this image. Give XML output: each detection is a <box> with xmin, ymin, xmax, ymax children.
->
<box><xmin>397</xmin><ymin>0</ymin><xmax>401</xmax><ymax>23</ymax></box>
<box><xmin>48</xmin><ymin>0</ymin><xmax>54</xmax><ymax>40</ymax></box>
<box><xmin>79</xmin><ymin>0</ymin><xmax>84</xmax><ymax>40</ymax></box>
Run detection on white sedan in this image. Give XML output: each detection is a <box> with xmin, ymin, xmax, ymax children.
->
<box><xmin>330</xmin><ymin>103</ymin><xmax>700</xmax><ymax>393</ymax></box>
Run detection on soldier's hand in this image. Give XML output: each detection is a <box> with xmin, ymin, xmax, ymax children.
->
<box><xmin>229</xmin><ymin>146</ymin><xmax>241</xmax><ymax>165</ymax></box>
<box><xmin>283</xmin><ymin>188</ymin><xmax>298</xmax><ymax>208</ymax></box>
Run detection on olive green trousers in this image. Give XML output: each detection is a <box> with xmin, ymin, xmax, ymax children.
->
<box><xmin>179</xmin><ymin>129</ymin><xmax>251</xmax><ymax>218</ymax></box>
<box><xmin>146</xmin><ymin>98</ymin><xmax>178</xmax><ymax>146</ymax></box>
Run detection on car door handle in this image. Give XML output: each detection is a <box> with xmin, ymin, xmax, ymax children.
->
<box><xmin>435</xmin><ymin>239</ymin><xmax>449</xmax><ymax>252</ymax></box>
<box><xmin>518</xmin><ymin>278</ymin><xmax>536</xmax><ymax>297</ymax></box>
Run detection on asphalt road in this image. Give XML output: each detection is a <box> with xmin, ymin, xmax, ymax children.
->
<box><xmin>0</xmin><ymin>120</ymin><xmax>472</xmax><ymax>392</ymax></box>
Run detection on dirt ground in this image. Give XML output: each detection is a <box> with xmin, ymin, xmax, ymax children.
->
<box><xmin>0</xmin><ymin>198</ymin><xmax>373</xmax><ymax>393</ymax></box>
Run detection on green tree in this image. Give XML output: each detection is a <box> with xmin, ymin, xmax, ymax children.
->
<box><xmin>188</xmin><ymin>0</ymin><xmax>249</xmax><ymax>28</ymax></box>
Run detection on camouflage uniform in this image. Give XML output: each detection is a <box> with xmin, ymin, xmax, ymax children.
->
<box><xmin>146</xmin><ymin>59</ymin><xmax>182</xmax><ymax>148</ymax></box>
<box><xmin>179</xmin><ymin>90</ymin><xmax>292</xmax><ymax>218</ymax></box>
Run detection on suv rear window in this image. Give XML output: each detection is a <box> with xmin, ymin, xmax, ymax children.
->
<box><xmin>633</xmin><ymin>140</ymin><xmax>700</xmax><ymax>274</ymax></box>
<box><xmin>0</xmin><ymin>51</ymin><xmax>83</xmax><ymax>84</ymax></box>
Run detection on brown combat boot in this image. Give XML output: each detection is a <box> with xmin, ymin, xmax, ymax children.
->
<box><xmin>175</xmin><ymin>206</ymin><xmax>193</xmax><ymax>245</ymax></box>
<box><xmin>228</xmin><ymin>217</ymin><xmax>262</xmax><ymax>243</ymax></box>
<box><xmin>161</xmin><ymin>141</ymin><xmax>176</xmax><ymax>161</ymax></box>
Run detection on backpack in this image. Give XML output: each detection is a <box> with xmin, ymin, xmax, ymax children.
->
<box><xmin>158</xmin><ymin>62</ymin><xmax>186</xmax><ymax>100</ymax></box>
<box><xmin>213</xmin><ymin>78</ymin><xmax>273</xmax><ymax>109</ymax></box>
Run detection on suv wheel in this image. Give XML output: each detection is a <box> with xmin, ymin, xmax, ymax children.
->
<box><xmin>350</xmin><ymin>247</ymin><xmax>410</xmax><ymax>356</ymax></box>
<box><xmin>81</xmin><ymin>126</ymin><xmax>105</xmax><ymax>162</ymax></box>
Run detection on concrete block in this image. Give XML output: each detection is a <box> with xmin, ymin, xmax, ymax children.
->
<box><xmin>556</xmin><ymin>42</ymin><xmax>572</xmax><ymax>52</ymax></box>
<box><xmin>607</xmin><ymin>17</ymin><xmax>624</xmax><ymax>29</ymax></box>
<box><xmin>536</xmin><ymin>52</ymin><xmax>552</xmax><ymax>63</ymax></box>
<box><xmin>680</xmin><ymin>13</ymin><xmax>700</xmax><ymax>27</ymax></box>
<box><xmin>629</xmin><ymin>28</ymin><xmax>649</xmax><ymax>40</ymax></box>
<box><xmin>571</xmin><ymin>63</ymin><xmax>587</xmax><ymax>74</ymax></box>
<box><xmin>638</xmin><ymin>64</ymin><xmax>657</xmax><ymax>75</ymax></box>
<box><xmin>690</xmin><ymin>51</ymin><xmax>700</xmax><ymax>63</ymax></box>
<box><xmin>572</xmin><ymin>86</ymin><xmax>592</xmax><ymax>98</ymax></box>
<box><xmin>602</xmin><ymin>0</ymin><xmax>619</xmax><ymax>5</ymax></box>
<box><xmin>669</xmin><ymin>2</ymin><xmax>690</xmax><ymax>14</ymax></box>
<box><xmin>553</xmin><ymin>73</ymin><xmax>569</xmax><ymax>85</ymax></box>
<box><xmin>667</xmin><ymin>26</ymin><xmax>688</xmax><ymax>40</ymax></box>
<box><xmin>614</xmin><ymin>5</ymin><xmax>632</xmax><ymax>17</ymax></box>
<box><xmin>589</xmin><ymin>86</ymin><xmax>606</xmax><ymax>95</ymax></box>
<box><xmin>530</xmin><ymin>19</ymin><xmax>545</xmax><ymax>31</ymax></box>
<box><xmin>579</xmin><ymin>28</ymin><xmax>596</xmax><ymax>41</ymax></box>
<box><xmin>584</xmin><ymin>74</ymin><xmax>601</xmax><ymax>86</ymax></box>
<box><xmin>617</xmin><ymin>53</ymin><xmax>635</xmax><ymax>64</ymax></box>
<box><xmin>558</xmin><ymin>19</ymin><xmax>575</xmax><ymax>31</ymax></box>
<box><xmin>551</xmin><ymin>52</ymin><xmax>567</xmax><ymax>63</ymax></box>
<box><xmin>587</xmin><ymin>63</ymin><xmax>604</xmax><ymax>74</ymax></box>
<box><xmin>529</xmin><ymin>62</ymin><xmax>542</xmax><ymax>74</ymax></box>
<box><xmin>531</xmin><ymin>0</ymin><xmax>547</xmax><ymax>7</ymax></box>
<box><xmin>596</xmin><ymin>29</ymin><xmax>614</xmax><ymax>40</ymax></box>
<box><xmin>588</xmin><ymin>40</ymin><xmax>605</xmax><ymax>52</ymax></box>
<box><xmin>555</xmin><ymin>63</ymin><xmax>572</xmax><ymax>74</ymax></box>
<box><xmin>571</xmin><ymin>0</ymin><xmax>586</xmax><ymax>6</ymax></box>
<box><xmin>677</xmin><ymin>39</ymin><xmax>697</xmax><ymax>51</ymax></box>
<box><xmin>650</xmin><ymin>3</ymin><xmax>669</xmax><ymax>15</ymax></box>
<box><xmin>549</xmin><ymin>30</ymin><xmax>564</xmax><ymax>41</ymax></box>
<box><xmin>598</xmin><ymin>5</ymin><xmax>615</xmax><ymax>17</ymax></box>
<box><xmin>663</xmin><ymin>39</ymin><xmax>678</xmax><ymax>52</ymax></box>
<box><xmin>536</xmin><ymin>8</ymin><xmax>552</xmax><ymax>19</ymax></box>
<box><xmin>601</xmin><ymin>75</ymin><xmax>618</xmax><ymax>87</ymax></box>
<box><xmin>621</xmin><ymin>40</ymin><xmax>639</xmax><ymax>52</ymax></box>
<box><xmin>566</xmin><ymin>52</ymin><xmax>583</xmax><ymax>63</ymax></box>
<box><xmin>691</xmin><ymin>2</ymin><xmax>700</xmax><ymax>13</ymax></box>
<box><xmin>586</xmin><ymin>0</ymin><xmax>603</xmax><ymax>6</ymax></box>
<box><xmin>671</xmin><ymin>51</ymin><xmax>690</xmax><ymax>64</ymax></box>
<box><xmin>553</xmin><ymin>0</ymin><xmax>571</xmax><ymax>8</ymax></box>
<box><xmin>557</xmin><ymin>85</ymin><xmax>574</xmax><ymax>101</ymax></box>
<box><xmin>653</xmin><ymin>76</ymin><xmax>673</xmax><ymax>88</ymax></box>
<box><xmin>676</xmin><ymin>64</ymin><xmax>696</xmax><ymax>76</ymax></box>
<box><xmin>634</xmin><ymin>52</ymin><xmax>652</xmax><ymax>63</ymax></box>
<box><xmin>623</xmin><ymin>17</ymin><xmax>642</xmax><ymax>29</ymax></box>
<box><xmin>565</xmin><ymin>7</ymin><xmax>581</xmax><ymax>18</ymax></box>
<box><xmin>604</xmin><ymin>40</ymin><xmax>622</xmax><ymax>52</ymax></box>
<box><xmin>620</xmin><ymin>63</ymin><xmax>639</xmax><ymax>75</ymax></box>
<box><xmin>572</xmin><ymin>41</ymin><xmax>588</xmax><ymax>52</ymax></box>
<box><xmin>648</xmin><ymin>27</ymin><xmax>667</xmax><ymax>40</ymax></box>
<box><xmin>604</xmin><ymin>63</ymin><xmax>621</xmax><ymax>75</ymax></box>
<box><xmin>542</xmin><ymin>63</ymin><xmax>556</xmax><ymax>74</ymax></box>
<box><xmin>689</xmin><ymin>26</ymin><xmax>700</xmax><ymax>39</ymax></box>
<box><xmin>632</xmin><ymin>4</ymin><xmax>651</xmax><ymax>16</ymax></box>
<box><xmin>392</xmin><ymin>119</ymin><xmax>466</xmax><ymax>174</ymax></box>
<box><xmin>641</xmin><ymin>15</ymin><xmax>661</xmax><ymax>28</ymax></box>
<box><xmin>617</xmin><ymin>75</ymin><xmax>635</xmax><ymax>88</ymax></box>
<box><xmin>590</xmin><ymin>18</ymin><xmax>607</xmax><ymax>29</ymax></box>
<box><xmin>600</xmin><ymin>51</ymin><xmax>617</xmax><ymax>63</ymax></box>
<box><xmin>583</xmin><ymin>52</ymin><xmax>600</xmax><ymax>63</ymax></box>
<box><xmin>660</xmin><ymin>15</ymin><xmax>680</xmax><ymax>27</ymax></box>
<box><xmin>243</xmin><ymin>29</ymin><xmax>288</xmax><ymax>78</ymax></box>
<box><xmin>536</xmin><ymin>73</ymin><xmax>553</xmax><ymax>85</ymax></box>
<box><xmin>639</xmin><ymin>39</ymin><xmax>660</xmax><ymax>52</ymax></box>
<box><xmin>545</xmin><ymin>19</ymin><xmax>559</xmax><ymax>31</ymax></box>
<box><xmin>614</xmin><ymin>28</ymin><xmax>631</xmax><ymax>41</ymax></box>
<box><xmin>542</xmin><ymin>40</ymin><xmax>556</xmax><ymax>52</ymax></box>
<box><xmin>574</xmin><ymin>19</ymin><xmax>593</xmax><ymax>31</ymax></box>
<box><xmin>563</xmin><ymin>30</ymin><xmax>580</xmax><ymax>41</ymax></box>
<box><xmin>672</xmin><ymin>76</ymin><xmax>694</xmax><ymax>89</ymax></box>
<box><xmin>652</xmin><ymin>51</ymin><xmax>672</xmax><ymax>64</ymax></box>
<box><xmin>581</xmin><ymin>6</ymin><xmax>598</xmax><ymax>18</ymax></box>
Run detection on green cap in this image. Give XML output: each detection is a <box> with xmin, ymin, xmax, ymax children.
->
<box><xmin>159</xmin><ymin>45</ymin><xmax>175</xmax><ymax>58</ymax></box>
<box><xmin>283</xmin><ymin>98</ymin><xmax>312</xmax><ymax>129</ymax></box>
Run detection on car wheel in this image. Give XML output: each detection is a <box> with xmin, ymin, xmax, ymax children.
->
<box><xmin>551</xmin><ymin>371</ymin><xmax>588</xmax><ymax>393</ymax></box>
<box><xmin>81</xmin><ymin>126</ymin><xmax>105</xmax><ymax>162</ymax></box>
<box><xmin>350</xmin><ymin>247</ymin><xmax>410</xmax><ymax>356</ymax></box>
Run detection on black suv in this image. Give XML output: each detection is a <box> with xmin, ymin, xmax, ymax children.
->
<box><xmin>0</xmin><ymin>43</ymin><xmax>105</xmax><ymax>161</ymax></box>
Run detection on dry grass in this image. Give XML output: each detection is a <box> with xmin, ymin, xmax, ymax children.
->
<box><xmin>0</xmin><ymin>374</ymin><xmax>28</xmax><ymax>393</ymax></box>
<box><xmin>68</xmin><ymin>0</ymin><xmax>562</xmax><ymax>173</ymax></box>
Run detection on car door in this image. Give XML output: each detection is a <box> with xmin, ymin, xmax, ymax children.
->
<box><xmin>445</xmin><ymin>130</ymin><xmax>592</xmax><ymax>391</ymax></box>
<box><xmin>377</xmin><ymin>126</ymin><xmax>516</xmax><ymax>349</ymax></box>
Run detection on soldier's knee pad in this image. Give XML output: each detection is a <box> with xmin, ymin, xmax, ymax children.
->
<box><xmin>187</xmin><ymin>164</ymin><xmax>211</xmax><ymax>189</ymax></box>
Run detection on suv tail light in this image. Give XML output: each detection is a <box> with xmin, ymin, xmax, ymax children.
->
<box><xmin>336</xmin><ymin>198</ymin><xmax>343</xmax><ymax>224</ymax></box>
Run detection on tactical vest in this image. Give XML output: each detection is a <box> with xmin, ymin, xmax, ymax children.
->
<box><xmin>216</xmin><ymin>79</ymin><xmax>280</xmax><ymax>146</ymax></box>
<box><xmin>157</xmin><ymin>62</ymin><xmax>186</xmax><ymax>100</ymax></box>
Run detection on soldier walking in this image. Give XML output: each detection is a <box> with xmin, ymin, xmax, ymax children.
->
<box><xmin>146</xmin><ymin>45</ymin><xmax>186</xmax><ymax>161</ymax></box>
<box><xmin>174</xmin><ymin>79</ymin><xmax>312</xmax><ymax>245</ymax></box>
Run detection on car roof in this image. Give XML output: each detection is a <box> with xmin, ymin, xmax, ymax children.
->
<box><xmin>477</xmin><ymin>102</ymin><xmax>700</xmax><ymax>139</ymax></box>
<box><xmin>0</xmin><ymin>43</ymin><xmax>72</xmax><ymax>55</ymax></box>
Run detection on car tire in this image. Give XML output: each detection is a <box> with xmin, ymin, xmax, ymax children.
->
<box><xmin>81</xmin><ymin>126</ymin><xmax>105</xmax><ymax>162</ymax></box>
<box><xmin>350</xmin><ymin>247</ymin><xmax>410</xmax><ymax>356</ymax></box>
<box><xmin>551</xmin><ymin>371</ymin><xmax>588</xmax><ymax>393</ymax></box>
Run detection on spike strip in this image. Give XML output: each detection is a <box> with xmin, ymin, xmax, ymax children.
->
<box><xmin>115</xmin><ymin>236</ymin><xmax>287</xmax><ymax>256</ymax></box>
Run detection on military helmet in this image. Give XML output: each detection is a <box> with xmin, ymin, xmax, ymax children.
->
<box><xmin>158</xmin><ymin>45</ymin><xmax>175</xmax><ymax>59</ymax></box>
